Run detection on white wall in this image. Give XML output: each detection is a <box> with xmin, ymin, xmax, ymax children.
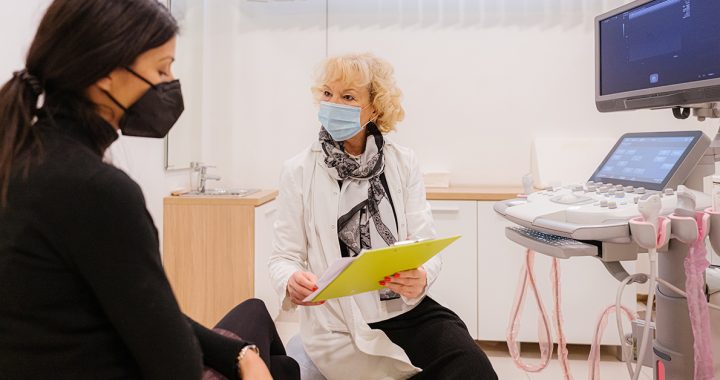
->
<box><xmin>209</xmin><ymin>0</ymin><xmax>720</xmax><ymax>191</ymax></box>
<box><xmin>0</xmin><ymin>2</ymin><xmax>50</xmax><ymax>81</ymax></box>
<box><xmin>213</xmin><ymin>0</ymin><xmax>327</xmax><ymax>191</ymax></box>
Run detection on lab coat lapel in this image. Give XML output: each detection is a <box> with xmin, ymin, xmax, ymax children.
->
<box><xmin>310</xmin><ymin>146</ymin><xmax>343</xmax><ymax>270</ymax></box>
<box><xmin>380</xmin><ymin>140</ymin><xmax>408</xmax><ymax>239</ymax></box>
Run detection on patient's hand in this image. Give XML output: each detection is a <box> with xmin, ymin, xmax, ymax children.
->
<box><xmin>237</xmin><ymin>349</ymin><xmax>272</xmax><ymax>380</ymax></box>
<box><xmin>380</xmin><ymin>268</ymin><xmax>427</xmax><ymax>299</ymax></box>
<box><xmin>287</xmin><ymin>271</ymin><xmax>325</xmax><ymax>306</ymax></box>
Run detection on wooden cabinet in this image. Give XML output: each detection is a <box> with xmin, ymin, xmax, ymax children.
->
<box><xmin>162</xmin><ymin>191</ymin><xmax>277</xmax><ymax>327</ymax></box>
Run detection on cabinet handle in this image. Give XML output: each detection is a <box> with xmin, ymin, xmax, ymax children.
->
<box><xmin>430</xmin><ymin>207</ymin><xmax>460</xmax><ymax>213</ymax></box>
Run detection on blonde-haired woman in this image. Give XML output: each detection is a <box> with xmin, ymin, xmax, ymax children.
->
<box><xmin>269</xmin><ymin>53</ymin><xmax>497</xmax><ymax>380</ymax></box>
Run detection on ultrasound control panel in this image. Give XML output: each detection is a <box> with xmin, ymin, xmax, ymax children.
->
<box><xmin>494</xmin><ymin>131</ymin><xmax>712</xmax><ymax>244</ymax></box>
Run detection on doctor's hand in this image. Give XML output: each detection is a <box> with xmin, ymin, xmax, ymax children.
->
<box><xmin>287</xmin><ymin>271</ymin><xmax>325</xmax><ymax>306</ymax></box>
<box><xmin>380</xmin><ymin>268</ymin><xmax>427</xmax><ymax>299</ymax></box>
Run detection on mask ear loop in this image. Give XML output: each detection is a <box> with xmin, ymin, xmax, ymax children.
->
<box><xmin>124</xmin><ymin>66</ymin><xmax>157</xmax><ymax>89</ymax></box>
<box><xmin>361</xmin><ymin>102</ymin><xmax>380</xmax><ymax>128</ymax></box>
<box><xmin>102</xmin><ymin>67</ymin><xmax>158</xmax><ymax>114</ymax></box>
<box><xmin>102</xmin><ymin>89</ymin><xmax>129</xmax><ymax>112</ymax></box>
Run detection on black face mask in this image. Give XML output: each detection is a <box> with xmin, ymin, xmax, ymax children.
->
<box><xmin>103</xmin><ymin>67</ymin><xmax>184</xmax><ymax>138</ymax></box>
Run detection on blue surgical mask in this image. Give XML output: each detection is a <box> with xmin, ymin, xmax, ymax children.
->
<box><xmin>318</xmin><ymin>101</ymin><xmax>364</xmax><ymax>141</ymax></box>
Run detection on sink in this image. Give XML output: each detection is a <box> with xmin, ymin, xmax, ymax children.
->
<box><xmin>182</xmin><ymin>188</ymin><xmax>260</xmax><ymax>197</ymax></box>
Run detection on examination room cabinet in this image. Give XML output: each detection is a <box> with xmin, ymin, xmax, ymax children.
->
<box><xmin>426</xmin><ymin>187</ymin><xmax>635</xmax><ymax>345</ymax></box>
<box><xmin>162</xmin><ymin>191</ymin><xmax>278</xmax><ymax>327</ymax></box>
<box><xmin>164</xmin><ymin>189</ymin><xmax>634</xmax><ymax>344</ymax></box>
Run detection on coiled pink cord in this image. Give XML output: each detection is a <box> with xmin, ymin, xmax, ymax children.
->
<box><xmin>507</xmin><ymin>250</ymin><xmax>572</xmax><ymax>379</ymax></box>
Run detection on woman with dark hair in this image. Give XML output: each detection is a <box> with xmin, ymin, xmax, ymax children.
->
<box><xmin>0</xmin><ymin>1</ymin><xmax>298</xmax><ymax>379</ymax></box>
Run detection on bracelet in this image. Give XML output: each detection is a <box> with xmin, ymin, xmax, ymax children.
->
<box><xmin>237</xmin><ymin>344</ymin><xmax>260</xmax><ymax>365</ymax></box>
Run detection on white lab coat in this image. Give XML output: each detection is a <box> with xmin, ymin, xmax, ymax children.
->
<box><xmin>269</xmin><ymin>137</ymin><xmax>440</xmax><ymax>380</ymax></box>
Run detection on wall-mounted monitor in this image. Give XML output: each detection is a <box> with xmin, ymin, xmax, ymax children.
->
<box><xmin>595</xmin><ymin>0</ymin><xmax>720</xmax><ymax>112</ymax></box>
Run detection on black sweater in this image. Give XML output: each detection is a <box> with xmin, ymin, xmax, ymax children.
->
<box><xmin>0</xmin><ymin>113</ymin><xmax>247</xmax><ymax>379</ymax></box>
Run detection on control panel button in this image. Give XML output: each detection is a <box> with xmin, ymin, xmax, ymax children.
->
<box><xmin>636</xmin><ymin>187</ymin><xmax>646</xmax><ymax>194</ymax></box>
<box><xmin>634</xmin><ymin>196</ymin><xmax>640</xmax><ymax>204</ymax></box>
<box><xmin>664</xmin><ymin>188</ymin><xmax>674</xmax><ymax>195</ymax></box>
<box><xmin>599</xmin><ymin>186</ymin><xmax>609</xmax><ymax>193</ymax></box>
<box><xmin>615</xmin><ymin>185</ymin><xmax>624</xmax><ymax>190</ymax></box>
<box><xmin>624</xmin><ymin>186</ymin><xmax>634</xmax><ymax>193</ymax></box>
<box><xmin>608</xmin><ymin>201</ymin><xmax>617</xmax><ymax>209</ymax></box>
<box><xmin>587</xmin><ymin>185</ymin><xmax>597</xmax><ymax>192</ymax></box>
<box><xmin>608</xmin><ymin>189</ymin><xmax>616</xmax><ymax>195</ymax></box>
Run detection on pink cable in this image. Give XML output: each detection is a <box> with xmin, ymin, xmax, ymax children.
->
<box><xmin>507</xmin><ymin>250</ymin><xmax>554</xmax><ymax>372</ymax></box>
<box><xmin>685</xmin><ymin>213</ymin><xmax>715</xmax><ymax>380</ymax></box>
<box><xmin>588</xmin><ymin>305</ymin><xmax>635</xmax><ymax>380</ymax></box>
<box><xmin>552</xmin><ymin>258</ymin><xmax>573</xmax><ymax>379</ymax></box>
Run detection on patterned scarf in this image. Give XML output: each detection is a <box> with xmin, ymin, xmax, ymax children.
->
<box><xmin>320</xmin><ymin>125</ymin><xmax>400</xmax><ymax>300</ymax></box>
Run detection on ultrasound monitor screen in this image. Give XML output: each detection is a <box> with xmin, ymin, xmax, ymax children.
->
<box><xmin>590</xmin><ymin>132</ymin><xmax>702</xmax><ymax>190</ymax></box>
<box><xmin>599</xmin><ymin>0</ymin><xmax>720</xmax><ymax>96</ymax></box>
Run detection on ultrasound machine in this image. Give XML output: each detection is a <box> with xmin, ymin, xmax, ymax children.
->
<box><xmin>495</xmin><ymin>1</ymin><xmax>720</xmax><ymax>379</ymax></box>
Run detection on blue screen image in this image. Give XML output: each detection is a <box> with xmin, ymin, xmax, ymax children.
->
<box><xmin>596</xmin><ymin>136</ymin><xmax>694</xmax><ymax>184</ymax></box>
<box><xmin>600</xmin><ymin>0</ymin><xmax>720</xmax><ymax>96</ymax></box>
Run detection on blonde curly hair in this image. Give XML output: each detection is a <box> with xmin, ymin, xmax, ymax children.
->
<box><xmin>311</xmin><ymin>53</ymin><xmax>405</xmax><ymax>133</ymax></box>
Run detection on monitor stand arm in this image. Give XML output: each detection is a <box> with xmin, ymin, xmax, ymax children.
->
<box><xmin>685</xmin><ymin>121</ymin><xmax>720</xmax><ymax>192</ymax></box>
<box><xmin>668</xmin><ymin>102</ymin><xmax>720</xmax><ymax>121</ymax></box>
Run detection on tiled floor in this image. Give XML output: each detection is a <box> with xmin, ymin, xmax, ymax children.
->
<box><xmin>274</xmin><ymin>314</ymin><xmax>654</xmax><ymax>380</ymax></box>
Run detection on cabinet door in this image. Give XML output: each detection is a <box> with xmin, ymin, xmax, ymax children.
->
<box><xmin>254</xmin><ymin>201</ymin><xmax>280</xmax><ymax>320</ymax></box>
<box><xmin>476</xmin><ymin>201</ymin><xmax>528</xmax><ymax>342</ymax></box>
<box><xmin>428</xmin><ymin>200</ymin><xmax>479</xmax><ymax>339</ymax></box>
<box><xmin>163</xmin><ymin>201</ymin><xmax>255</xmax><ymax>327</ymax></box>
<box><xmin>477</xmin><ymin>201</ymin><xmax>635</xmax><ymax>344</ymax></box>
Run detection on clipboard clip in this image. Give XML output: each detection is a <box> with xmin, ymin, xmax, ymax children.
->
<box><xmin>393</xmin><ymin>237</ymin><xmax>430</xmax><ymax>246</ymax></box>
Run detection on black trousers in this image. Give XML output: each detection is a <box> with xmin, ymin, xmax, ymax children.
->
<box><xmin>214</xmin><ymin>299</ymin><xmax>299</xmax><ymax>380</ymax></box>
<box><xmin>368</xmin><ymin>297</ymin><xmax>498</xmax><ymax>380</ymax></box>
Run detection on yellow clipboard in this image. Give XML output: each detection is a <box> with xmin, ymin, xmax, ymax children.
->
<box><xmin>304</xmin><ymin>235</ymin><xmax>461</xmax><ymax>302</ymax></box>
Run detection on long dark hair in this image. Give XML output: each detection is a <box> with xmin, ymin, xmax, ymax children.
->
<box><xmin>0</xmin><ymin>0</ymin><xmax>178</xmax><ymax>205</ymax></box>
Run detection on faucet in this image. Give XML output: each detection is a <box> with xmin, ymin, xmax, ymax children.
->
<box><xmin>198</xmin><ymin>165</ymin><xmax>221</xmax><ymax>194</ymax></box>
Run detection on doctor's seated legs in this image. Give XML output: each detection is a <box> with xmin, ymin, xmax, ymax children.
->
<box><xmin>369</xmin><ymin>297</ymin><xmax>498</xmax><ymax>380</ymax></box>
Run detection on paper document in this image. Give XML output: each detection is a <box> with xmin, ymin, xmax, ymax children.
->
<box><xmin>303</xmin><ymin>235</ymin><xmax>461</xmax><ymax>302</ymax></box>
